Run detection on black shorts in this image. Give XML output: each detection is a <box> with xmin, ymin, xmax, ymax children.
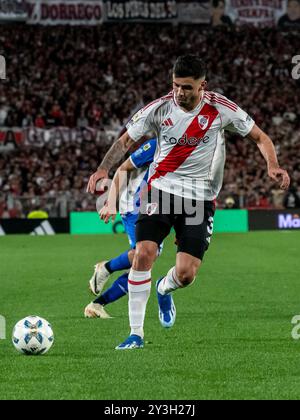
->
<box><xmin>136</xmin><ymin>187</ymin><xmax>215</xmax><ymax>260</ymax></box>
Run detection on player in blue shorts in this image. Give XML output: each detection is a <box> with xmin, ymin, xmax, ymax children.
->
<box><xmin>84</xmin><ymin>138</ymin><xmax>168</xmax><ymax>323</ymax></box>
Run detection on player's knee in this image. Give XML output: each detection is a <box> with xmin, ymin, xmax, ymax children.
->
<box><xmin>134</xmin><ymin>243</ymin><xmax>156</xmax><ymax>268</ymax></box>
<box><xmin>135</xmin><ymin>248</ymin><xmax>148</xmax><ymax>264</ymax></box>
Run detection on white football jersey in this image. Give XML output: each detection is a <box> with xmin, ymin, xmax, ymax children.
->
<box><xmin>126</xmin><ymin>91</ymin><xmax>255</xmax><ymax>201</ymax></box>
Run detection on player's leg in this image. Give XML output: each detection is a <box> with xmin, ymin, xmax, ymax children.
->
<box><xmin>96</xmin><ymin>272</ymin><xmax>129</xmax><ymax>304</ymax></box>
<box><xmin>86</xmin><ymin>270</ymin><xmax>131</xmax><ymax>319</ymax></box>
<box><xmin>89</xmin><ymin>251</ymin><xmax>134</xmax><ymax>296</ymax></box>
<box><xmin>156</xmin><ymin>252</ymin><xmax>201</xmax><ymax>327</ymax></box>
<box><xmin>116</xmin><ymin>240</ymin><xmax>158</xmax><ymax>350</ymax></box>
<box><xmin>91</xmin><ymin>243</ymin><xmax>164</xmax><ymax>319</ymax></box>
<box><xmin>104</xmin><ymin>213</ymin><xmax>137</xmax><ymax>274</ymax></box>
<box><xmin>157</xmin><ymin>251</ymin><xmax>202</xmax><ymax>295</ymax></box>
<box><xmin>157</xmin><ymin>201</ymin><xmax>215</xmax><ymax>327</ymax></box>
<box><xmin>86</xmin><ymin>210</ymin><xmax>166</xmax><ymax>320</ymax></box>
<box><xmin>88</xmin><ymin>213</ymin><xmax>137</xmax><ymax>296</ymax></box>
<box><xmin>116</xmin><ymin>188</ymin><xmax>172</xmax><ymax>350</ymax></box>
<box><xmin>116</xmin><ymin>223</ymin><xmax>171</xmax><ymax>350</ymax></box>
<box><xmin>105</xmin><ymin>250</ymin><xmax>134</xmax><ymax>274</ymax></box>
<box><xmin>85</xmin><ymin>272</ymin><xmax>129</xmax><ymax>319</ymax></box>
<box><xmin>86</xmin><ymin>223</ymin><xmax>165</xmax><ymax>322</ymax></box>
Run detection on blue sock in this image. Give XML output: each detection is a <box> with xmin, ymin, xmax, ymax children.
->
<box><xmin>105</xmin><ymin>250</ymin><xmax>131</xmax><ymax>273</ymax></box>
<box><xmin>94</xmin><ymin>273</ymin><xmax>128</xmax><ymax>306</ymax></box>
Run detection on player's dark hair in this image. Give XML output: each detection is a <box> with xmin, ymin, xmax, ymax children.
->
<box><xmin>173</xmin><ymin>55</ymin><xmax>207</xmax><ymax>80</ymax></box>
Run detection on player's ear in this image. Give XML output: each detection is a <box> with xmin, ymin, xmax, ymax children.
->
<box><xmin>197</xmin><ymin>79</ymin><xmax>207</xmax><ymax>92</ymax></box>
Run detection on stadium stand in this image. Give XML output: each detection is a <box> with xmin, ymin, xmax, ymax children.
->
<box><xmin>0</xmin><ymin>24</ymin><xmax>299</xmax><ymax>217</ymax></box>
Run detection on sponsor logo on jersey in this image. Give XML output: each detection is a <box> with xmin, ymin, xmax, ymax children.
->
<box><xmin>143</xmin><ymin>143</ymin><xmax>151</xmax><ymax>151</ymax></box>
<box><xmin>128</xmin><ymin>110</ymin><xmax>143</xmax><ymax>127</ymax></box>
<box><xmin>163</xmin><ymin>134</ymin><xmax>210</xmax><ymax>146</ymax></box>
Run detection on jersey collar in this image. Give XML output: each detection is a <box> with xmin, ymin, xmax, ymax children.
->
<box><xmin>173</xmin><ymin>91</ymin><xmax>205</xmax><ymax>115</ymax></box>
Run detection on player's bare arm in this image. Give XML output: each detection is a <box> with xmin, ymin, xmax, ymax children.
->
<box><xmin>86</xmin><ymin>131</ymin><xmax>135</xmax><ymax>194</ymax></box>
<box><xmin>247</xmin><ymin>124</ymin><xmax>290</xmax><ymax>190</ymax></box>
<box><xmin>100</xmin><ymin>158</ymin><xmax>136</xmax><ymax>224</ymax></box>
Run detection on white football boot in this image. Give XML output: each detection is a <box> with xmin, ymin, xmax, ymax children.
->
<box><xmin>84</xmin><ymin>302</ymin><xmax>112</xmax><ymax>319</ymax></box>
<box><xmin>89</xmin><ymin>261</ymin><xmax>110</xmax><ymax>296</ymax></box>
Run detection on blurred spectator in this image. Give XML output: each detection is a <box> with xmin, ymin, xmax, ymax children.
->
<box><xmin>278</xmin><ymin>0</ymin><xmax>300</xmax><ymax>29</ymax></box>
<box><xmin>257</xmin><ymin>191</ymin><xmax>271</xmax><ymax>209</ymax></box>
<box><xmin>283</xmin><ymin>186</ymin><xmax>300</xmax><ymax>208</ymax></box>
<box><xmin>271</xmin><ymin>188</ymin><xmax>285</xmax><ymax>209</ymax></box>
<box><xmin>224</xmin><ymin>196</ymin><xmax>239</xmax><ymax>209</ymax></box>
<box><xmin>22</xmin><ymin>114</ymin><xmax>33</xmax><ymax>128</ymax></box>
<box><xmin>35</xmin><ymin>114</ymin><xmax>46</xmax><ymax>129</ymax></box>
<box><xmin>0</xmin><ymin>104</ymin><xmax>8</xmax><ymax>126</ymax></box>
<box><xmin>77</xmin><ymin>111</ymin><xmax>89</xmax><ymax>129</ymax></box>
<box><xmin>211</xmin><ymin>0</ymin><xmax>233</xmax><ymax>27</ymax></box>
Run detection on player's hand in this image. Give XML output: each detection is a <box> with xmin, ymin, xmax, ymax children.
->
<box><xmin>86</xmin><ymin>169</ymin><xmax>109</xmax><ymax>194</ymax></box>
<box><xmin>268</xmin><ymin>166</ymin><xmax>290</xmax><ymax>190</ymax></box>
<box><xmin>99</xmin><ymin>203</ymin><xmax>117</xmax><ymax>224</ymax></box>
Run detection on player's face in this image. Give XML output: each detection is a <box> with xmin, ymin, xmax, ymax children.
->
<box><xmin>173</xmin><ymin>76</ymin><xmax>207</xmax><ymax>111</ymax></box>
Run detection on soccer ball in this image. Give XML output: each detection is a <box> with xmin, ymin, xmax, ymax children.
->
<box><xmin>12</xmin><ymin>316</ymin><xmax>54</xmax><ymax>356</ymax></box>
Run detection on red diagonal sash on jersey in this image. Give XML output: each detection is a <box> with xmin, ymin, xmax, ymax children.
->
<box><xmin>148</xmin><ymin>103</ymin><xmax>219</xmax><ymax>186</ymax></box>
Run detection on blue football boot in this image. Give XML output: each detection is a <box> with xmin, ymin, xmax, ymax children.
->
<box><xmin>115</xmin><ymin>335</ymin><xmax>144</xmax><ymax>350</ymax></box>
<box><xmin>156</xmin><ymin>278</ymin><xmax>176</xmax><ymax>328</ymax></box>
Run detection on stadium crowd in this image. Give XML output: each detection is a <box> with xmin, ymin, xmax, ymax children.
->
<box><xmin>0</xmin><ymin>24</ymin><xmax>299</xmax><ymax>217</ymax></box>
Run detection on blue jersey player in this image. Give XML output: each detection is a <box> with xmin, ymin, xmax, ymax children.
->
<box><xmin>84</xmin><ymin>139</ymin><xmax>166</xmax><ymax>320</ymax></box>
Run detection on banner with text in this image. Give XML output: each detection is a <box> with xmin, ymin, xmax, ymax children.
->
<box><xmin>104</xmin><ymin>0</ymin><xmax>177</xmax><ymax>21</ymax></box>
<box><xmin>177</xmin><ymin>1</ymin><xmax>210</xmax><ymax>24</ymax></box>
<box><xmin>0</xmin><ymin>127</ymin><xmax>106</xmax><ymax>151</ymax></box>
<box><xmin>26</xmin><ymin>0</ymin><xmax>103</xmax><ymax>25</ymax></box>
<box><xmin>227</xmin><ymin>0</ymin><xmax>291</xmax><ymax>28</ymax></box>
<box><xmin>249</xmin><ymin>210</ymin><xmax>300</xmax><ymax>230</ymax></box>
<box><xmin>0</xmin><ymin>0</ymin><xmax>27</xmax><ymax>21</ymax></box>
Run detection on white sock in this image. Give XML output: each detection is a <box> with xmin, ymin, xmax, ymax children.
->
<box><xmin>128</xmin><ymin>269</ymin><xmax>152</xmax><ymax>339</ymax></box>
<box><xmin>158</xmin><ymin>267</ymin><xmax>184</xmax><ymax>296</ymax></box>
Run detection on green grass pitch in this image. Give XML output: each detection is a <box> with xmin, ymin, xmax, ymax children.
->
<box><xmin>0</xmin><ymin>231</ymin><xmax>300</xmax><ymax>400</ymax></box>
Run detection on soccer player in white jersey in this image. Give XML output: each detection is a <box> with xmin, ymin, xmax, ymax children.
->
<box><xmin>87</xmin><ymin>55</ymin><xmax>290</xmax><ymax>350</ymax></box>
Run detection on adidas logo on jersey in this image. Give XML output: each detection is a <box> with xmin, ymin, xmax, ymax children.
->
<box><xmin>162</xmin><ymin>118</ymin><xmax>174</xmax><ymax>127</ymax></box>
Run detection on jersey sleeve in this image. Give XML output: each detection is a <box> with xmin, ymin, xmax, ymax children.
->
<box><xmin>223</xmin><ymin>104</ymin><xmax>255</xmax><ymax>137</ymax></box>
<box><xmin>130</xmin><ymin>139</ymin><xmax>157</xmax><ymax>169</ymax></box>
<box><xmin>126</xmin><ymin>102</ymin><xmax>161</xmax><ymax>142</ymax></box>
